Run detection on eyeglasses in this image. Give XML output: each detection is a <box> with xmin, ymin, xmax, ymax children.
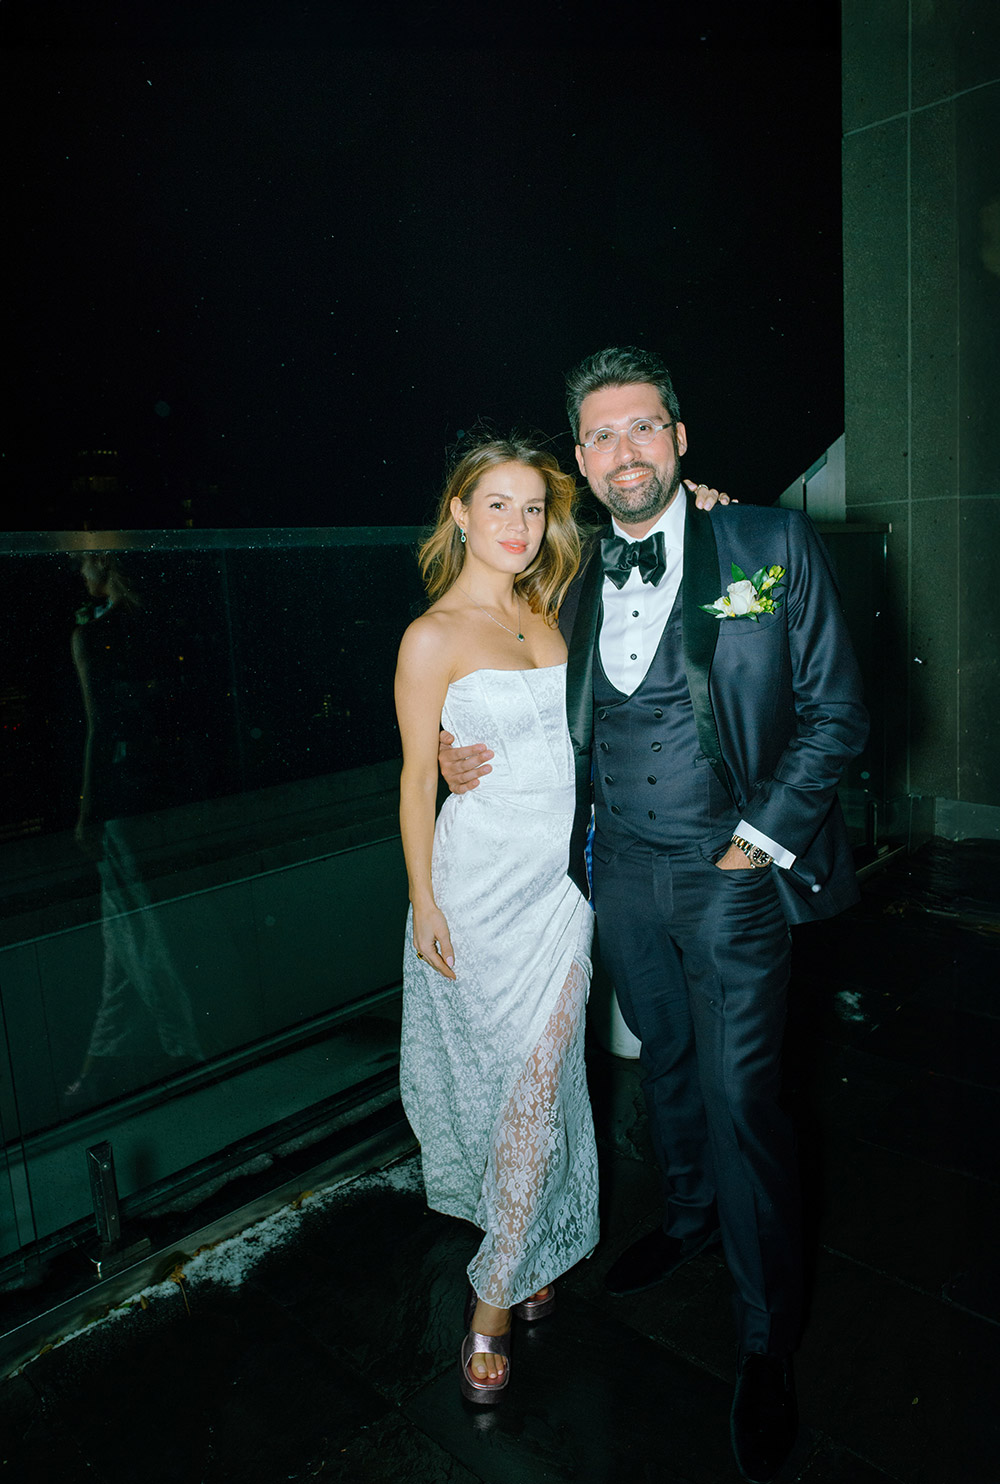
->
<box><xmin>579</xmin><ymin>418</ymin><xmax>674</xmax><ymax>454</ymax></box>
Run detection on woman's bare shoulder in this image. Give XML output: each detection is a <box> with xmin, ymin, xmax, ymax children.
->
<box><xmin>397</xmin><ymin>604</ymin><xmax>464</xmax><ymax>674</ymax></box>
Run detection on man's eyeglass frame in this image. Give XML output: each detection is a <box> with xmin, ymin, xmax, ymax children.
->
<box><xmin>579</xmin><ymin>418</ymin><xmax>675</xmax><ymax>454</ymax></box>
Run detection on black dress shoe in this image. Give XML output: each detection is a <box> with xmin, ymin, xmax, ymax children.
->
<box><xmin>730</xmin><ymin>1352</ymin><xmax>798</xmax><ymax>1483</ymax></box>
<box><xmin>604</xmin><ymin>1225</ymin><xmax>721</xmax><ymax>1295</ymax></box>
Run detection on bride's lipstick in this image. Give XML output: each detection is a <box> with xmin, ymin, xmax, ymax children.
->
<box><xmin>500</xmin><ymin>541</ymin><xmax>528</xmax><ymax>554</ymax></box>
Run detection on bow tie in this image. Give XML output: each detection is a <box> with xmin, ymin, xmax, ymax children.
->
<box><xmin>600</xmin><ymin>531</ymin><xmax>668</xmax><ymax>589</ymax></box>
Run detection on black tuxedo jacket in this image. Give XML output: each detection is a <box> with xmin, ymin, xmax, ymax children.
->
<box><xmin>561</xmin><ymin>494</ymin><xmax>869</xmax><ymax>925</ymax></box>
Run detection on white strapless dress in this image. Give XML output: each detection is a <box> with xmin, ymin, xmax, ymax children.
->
<box><xmin>400</xmin><ymin>663</ymin><xmax>598</xmax><ymax>1307</ymax></box>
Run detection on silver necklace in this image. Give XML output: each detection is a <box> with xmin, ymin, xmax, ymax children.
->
<box><xmin>456</xmin><ymin>584</ymin><xmax>524</xmax><ymax>642</ymax></box>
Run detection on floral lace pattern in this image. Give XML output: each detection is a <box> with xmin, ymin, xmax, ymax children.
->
<box><xmin>400</xmin><ymin>665</ymin><xmax>598</xmax><ymax>1307</ymax></box>
<box><xmin>470</xmin><ymin>956</ymin><xmax>596</xmax><ymax>1305</ymax></box>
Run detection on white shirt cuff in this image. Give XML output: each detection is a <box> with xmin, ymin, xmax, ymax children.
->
<box><xmin>735</xmin><ymin>820</ymin><xmax>797</xmax><ymax>870</ymax></box>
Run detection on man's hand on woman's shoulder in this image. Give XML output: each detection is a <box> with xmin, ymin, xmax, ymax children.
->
<box><xmin>684</xmin><ymin>479</ymin><xmax>737</xmax><ymax>509</ymax></box>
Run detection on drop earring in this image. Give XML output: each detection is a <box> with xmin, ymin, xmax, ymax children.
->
<box><xmin>459</xmin><ymin>529</ymin><xmax>466</xmax><ymax>544</ymax></box>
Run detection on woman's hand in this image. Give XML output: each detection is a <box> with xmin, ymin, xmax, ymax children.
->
<box><xmin>684</xmin><ymin>479</ymin><xmax>737</xmax><ymax>508</ymax></box>
<box><xmin>412</xmin><ymin>903</ymin><xmax>457</xmax><ymax>980</ymax></box>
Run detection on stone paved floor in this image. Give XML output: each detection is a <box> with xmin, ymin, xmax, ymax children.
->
<box><xmin>2</xmin><ymin>839</ymin><xmax>998</xmax><ymax>1483</ymax></box>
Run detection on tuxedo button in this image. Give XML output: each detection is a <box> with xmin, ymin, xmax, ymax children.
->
<box><xmin>651</xmin><ymin>742</ymin><xmax>662</xmax><ymax>752</ymax></box>
<box><xmin>610</xmin><ymin>805</ymin><xmax>622</xmax><ymax>816</ymax></box>
<box><xmin>600</xmin><ymin>742</ymin><xmax>610</xmax><ymax>753</ymax></box>
<box><xmin>647</xmin><ymin>776</ymin><xmax>656</xmax><ymax>785</ymax></box>
<box><xmin>811</xmin><ymin>883</ymin><xmax>821</xmax><ymax>893</ymax></box>
<box><xmin>604</xmin><ymin>776</ymin><xmax>614</xmax><ymax>785</ymax></box>
<box><xmin>653</xmin><ymin>709</ymin><xmax>663</xmax><ymax>719</ymax></box>
<box><xmin>648</xmin><ymin>811</ymin><xmax>656</xmax><ymax>820</ymax></box>
<box><xmin>597</xmin><ymin>708</ymin><xmax>608</xmax><ymax>720</ymax></box>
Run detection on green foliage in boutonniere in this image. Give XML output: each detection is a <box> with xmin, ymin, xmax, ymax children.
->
<box><xmin>700</xmin><ymin>563</ymin><xmax>786</xmax><ymax>621</ymax></box>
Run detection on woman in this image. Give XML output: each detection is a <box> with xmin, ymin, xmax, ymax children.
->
<box><xmin>68</xmin><ymin>552</ymin><xmax>205</xmax><ymax>1106</ymax></box>
<box><xmin>395</xmin><ymin>435</ymin><xmax>596</xmax><ymax>1404</ymax></box>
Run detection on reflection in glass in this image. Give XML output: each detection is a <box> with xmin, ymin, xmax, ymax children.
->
<box><xmin>66</xmin><ymin>552</ymin><xmax>205</xmax><ymax>1109</ymax></box>
<box><xmin>0</xmin><ymin>528</ymin><xmax>423</xmax><ymax>1283</ymax></box>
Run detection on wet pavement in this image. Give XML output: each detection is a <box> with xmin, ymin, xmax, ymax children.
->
<box><xmin>2</xmin><ymin>838</ymin><xmax>998</xmax><ymax>1483</ymax></box>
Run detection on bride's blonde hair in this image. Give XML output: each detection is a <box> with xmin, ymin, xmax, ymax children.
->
<box><xmin>418</xmin><ymin>436</ymin><xmax>580</xmax><ymax>622</ymax></box>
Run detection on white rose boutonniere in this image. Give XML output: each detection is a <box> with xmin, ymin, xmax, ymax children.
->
<box><xmin>700</xmin><ymin>563</ymin><xmax>786</xmax><ymax>621</ymax></box>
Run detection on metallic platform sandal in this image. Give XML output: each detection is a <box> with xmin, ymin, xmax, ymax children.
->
<box><xmin>513</xmin><ymin>1283</ymin><xmax>556</xmax><ymax>1322</ymax></box>
<box><xmin>459</xmin><ymin>1328</ymin><xmax>511</xmax><ymax>1404</ymax></box>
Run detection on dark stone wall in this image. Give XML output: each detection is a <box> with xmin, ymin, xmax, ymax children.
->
<box><xmin>842</xmin><ymin>0</ymin><xmax>1000</xmax><ymax>822</ymax></box>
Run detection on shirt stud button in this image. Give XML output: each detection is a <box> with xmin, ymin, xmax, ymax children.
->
<box><xmin>630</xmin><ymin>653</ymin><xmax>637</xmax><ymax>661</ymax></box>
<box><xmin>631</xmin><ymin>610</ymin><xmax>639</xmax><ymax>618</ymax></box>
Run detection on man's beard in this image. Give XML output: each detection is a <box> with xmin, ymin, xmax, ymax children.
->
<box><xmin>593</xmin><ymin>460</ymin><xmax>682</xmax><ymax>526</ymax></box>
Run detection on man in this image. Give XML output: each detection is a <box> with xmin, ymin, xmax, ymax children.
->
<box><xmin>442</xmin><ymin>346</ymin><xmax>868</xmax><ymax>1483</ymax></box>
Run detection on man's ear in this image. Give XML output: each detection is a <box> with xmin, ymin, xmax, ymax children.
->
<box><xmin>574</xmin><ymin>444</ymin><xmax>587</xmax><ymax>480</ymax></box>
<box><xmin>675</xmin><ymin>422</ymin><xmax>688</xmax><ymax>457</ymax></box>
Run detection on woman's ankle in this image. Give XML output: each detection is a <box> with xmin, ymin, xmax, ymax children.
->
<box><xmin>472</xmin><ymin>1298</ymin><xmax>511</xmax><ymax>1335</ymax></box>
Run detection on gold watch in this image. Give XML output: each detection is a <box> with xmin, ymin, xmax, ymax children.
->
<box><xmin>731</xmin><ymin>834</ymin><xmax>773</xmax><ymax>868</ymax></box>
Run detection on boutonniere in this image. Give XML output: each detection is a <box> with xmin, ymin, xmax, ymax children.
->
<box><xmin>700</xmin><ymin>563</ymin><xmax>786</xmax><ymax>621</ymax></box>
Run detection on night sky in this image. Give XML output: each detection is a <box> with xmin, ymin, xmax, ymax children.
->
<box><xmin>3</xmin><ymin>3</ymin><xmax>843</xmax><ymax>530</ymax></box>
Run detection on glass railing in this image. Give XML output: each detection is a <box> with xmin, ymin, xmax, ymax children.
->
<box><xmin>0</xmin><ymin>529</ymin><xmax>424</xmax><ymax>1294</ymax></box>
<box><xmin>0</xmin><ymin>519</ymin><xmax>889</xmax><ymax>1352</ymax></box>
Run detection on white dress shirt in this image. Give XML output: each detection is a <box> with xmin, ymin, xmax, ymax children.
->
<box><xmin>598</xmin><ymin>496</ymin><xmax>795</xmax><ymax>869</ymax></box>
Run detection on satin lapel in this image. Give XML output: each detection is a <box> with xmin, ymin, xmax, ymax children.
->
<box><xmin>565</xmin><ymin>541</ymin><xmax>603</xmax><ymax>758</ymax></box>
<box><xmin>682</xmin><ymin>500</ymin><xmax>732</xmax><ymax>799</ymax></box>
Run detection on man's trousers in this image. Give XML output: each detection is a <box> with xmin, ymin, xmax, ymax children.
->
<box><xmin>593</xmin><ymin>833</ymin><xmax>802</xmax><ymax>1357</ymax></box>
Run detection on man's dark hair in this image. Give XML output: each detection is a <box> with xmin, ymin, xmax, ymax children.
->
<box><xmin>565</xmin><ymin>346</ymin><xmax>681</xmax><ymax>443</ymax></box>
